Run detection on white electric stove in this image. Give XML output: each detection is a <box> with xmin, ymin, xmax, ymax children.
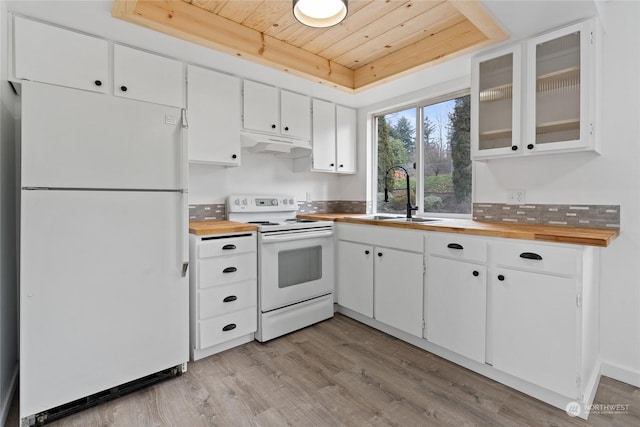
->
<box><xmin>227</xmin><ymin>195</ymin><xmax>335</xmax><ymax>342</ymax></box>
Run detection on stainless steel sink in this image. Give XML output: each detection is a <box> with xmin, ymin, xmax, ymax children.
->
<box><xmin>387</xmin><ymin>217</ymin><xmax>440</xmax><ymax>223</ymax></box>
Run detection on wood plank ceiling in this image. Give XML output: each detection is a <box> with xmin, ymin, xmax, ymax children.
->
<box><xmin>112</xmin><ymin>0</ymin><xmax>508</xmax><ymax>92</ymax></box>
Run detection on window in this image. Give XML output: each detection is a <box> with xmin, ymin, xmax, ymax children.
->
<box><xmin>375</xmin><ymin>91</ymin><xmax>471</xmax><ymax>216</ymax></box>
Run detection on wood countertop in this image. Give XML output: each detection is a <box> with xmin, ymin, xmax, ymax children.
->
<box><xmin>297</xmin><ymin>214</ymin><xmax>619</xmax><ymax>247</ymax></box>
<box><xmin>189</xmin><ymin>220</ymin><xmax>258</xmax><ymax>236</ymax></box>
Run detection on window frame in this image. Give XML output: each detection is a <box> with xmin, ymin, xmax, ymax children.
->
<box><xmin>371</xmin><ymin>88</ymin><xmax>473</xmax><ymax>219</ymax></box>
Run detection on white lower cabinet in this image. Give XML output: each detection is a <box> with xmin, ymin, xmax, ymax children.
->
<box><xmin>336</xmin><ymin>224</ymin><xmax>424</xmax><ymax>337</ymax></box>
<box><xmin>189</xmin><ymin>232</ymin><xmax>257</xmax><ymax>360</ymax></box>
<box><xmin>336</xmin><ymin>241</ymin><xmax>373</xmax><ymax>317</ymax></box>
<box><xmin>426</xmin><ymin>257</ymin><xmax>487</xmax><ymax>363</ymax></box>
<box><xmin>336</xmin><ymin>223</ymin><xmax>602</xmax><ymax>417</ymax></box>
<box><xmin>374</xmin><ymin>248</ymin><xmax>424</xmax><ymax>337</ymax></box>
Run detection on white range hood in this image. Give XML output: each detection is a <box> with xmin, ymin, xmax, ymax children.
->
<box><xmin>240</xmin><ymin>131</ymin><xmax>311</xmax><ymax>158</ymax></box>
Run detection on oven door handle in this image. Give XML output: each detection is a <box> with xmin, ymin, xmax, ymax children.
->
<box><xmin>261</xmin><ymin>230</ymin><xmax>334</xmax><ymax>243</ymax></box>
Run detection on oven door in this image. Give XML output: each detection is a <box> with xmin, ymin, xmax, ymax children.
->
<box><xmin>259</xmin><ymin>228</ymin><xmax>334</xmax><ymax>312</ymax></box>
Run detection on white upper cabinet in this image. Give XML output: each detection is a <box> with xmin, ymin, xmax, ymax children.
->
<box><xmin>187</xmin><ymin>65</ymin><xmax>241</xmax><ymax>166</ymax></box>
<box><xmin>113</xmin><ymin>45</ymin><xmax>184</xmax><ymax>108</ymax></box>
<box><xmin>13</xmin><ymin>16</ymin><xmax>108</xmax><ymax>93</ymax></box>
<box><xmin>281</xmin><ymin>90</ymin><xmax>311</xmax><ymax>140</ymax></box>
<box><xmin>336</xmin><ymin>105</ymin><xmax>357</xmax><ymax>173</ymax></box>
<box><xmin>471</xmin><ymin>46</ymin><xmax>521</xmax><ymax>158</ymax></box>
<box><xmin>242</xmin><ymin>81</ymin><xmax>311</xmax><ymax>140</ymax></box>
<box><xmin>472</xmin><ymin>19</ymin><xmax>597</xmax><ymax>159</ymax></box>
<box><xmin>525</xmin><ymin>20</ymin><xmax>595</xmax><ymax>154</ymax></box>
<box><xmin>311</xmin><ymin>99</ymin><xmax>336</xmax><ymax>172</ymax></box>
<box><xmin>311</xmin><ymin>100</ymin><xmax>357</xmax><ymax>174</ymax></box>
<box><xmin>242</xmin><ymin>80</ymin><xmax>279</xmax><ymax>134</ymax></box>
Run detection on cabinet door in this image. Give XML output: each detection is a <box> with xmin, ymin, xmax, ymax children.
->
<box><xmin>426</xmin><ymin>257</ymin><xmax>486</xmax><ymax>363</ymax></box>
<box><xmin>471</xmin><ymin>46</ymin><xmax>521</xmax><ymax>159</ymax></box>
<box><xmin>491</xmin><ymin>268</ymin><xmax>578</xmax><ymax>398</ymax></box>
<box><xmin>374</xmin><ymin>248</ymin><xmax>423</xmax><ymax>337</ymax></box>
<box><xmin>312</xmin><ymin>99</ymin><xmax>336</xmax><ymax>172</ymax></box>
<box><xmin>337</xmin><ymin>241</ymin><xmax>373</xmax><ymax>317</ymax></box>
<box><xmin>187</xmin><ymin>65</ymin><xmax>240</xmax><ymax>166</ymax></box>
<box><xmin>336</xmin><ymin>105</ymin><xmax>357</xmax><ymax>174</ymax></box>
<box><xmin>281</xmin><ymin>90</ymin><xmax>311</xmax><ymax>140</ymax></box>
<box><xmin>526</xmin><ymin>20</ymin><xmax>593</xmax><ymax>153</ymax></box>
<box><xmin>243</xmin><ymin>80</ymin><xmax>279</xmax><ymax>133</ymax></box>
<box><xmin>13</xmin><ymin>16</ymin><xmax>108</xmax><ymax>93</ymax></box>
<box><xmin>114</xmin><ymin>45</ymin><xmax>184</xmax><ymax>107</ymax></box>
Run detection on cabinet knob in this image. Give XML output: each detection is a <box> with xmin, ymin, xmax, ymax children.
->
<box><xmin>497</xmin><ymin>274</ymin><xmax>505</xmax><ymax>281</ymax></box>
<box><xmin>222</xmin><ymin>323</ymin><xmax>237</xmax><ymax>332</ymax></box>
<box><xmin>377</xmin><ymin>252</ymin><xmax>383</xmax><ymax>257</ymax></box>
<box><xmin>339</xmin><ymin>164</ymin><xmax>344</xmax><ymax>168</ymax></box>
<box><xmin>222</xmin><ymin>267</ymin><xmax>238</xmax><ymax>273</ymax></box>
<box><xmin>511</xmin><ymin>145</ymin><xmax>518</xmax><ymax>151</ymax></box>
<box><xmin>120</xmin><ymin>85</ymin><xmax>128</xmax><ymax>92</ymax></box>
<box><xmin>232</xmin><ymin>154</ymin><xmax>237</xmax><ymax>159</ymax></box>
<box><xmin>223</xmin><ymin>295</ymin><xmax>237</xmax><ymax>303</ymax></box>
<box><xmin>473</xmin><ymin>270</ymin><xmax>479</xmax><ymax>277</ymax></box>
<box><xmin>365</xmin><ymin>250</ymin><xmax>370</xmax><ymax>255</ymax></box>
<box><xmin>284</xmin><ymin>126</ymin><xmax>289</xmax><ymax>131</ymax></box>
<box><xmin>330</xmin><ymin>163</ymin><xmax>335</xmax><ymax>167</ymax></box>
<box><xmin>94</xmin><ymin>80</ymin><xmax>102</xmax><ymax>87</ymax></box>
<box><xmin>271</xmin><ymin>124</ymin><xmax>277</xmax><ymax>129</ymax></box>
<box><xmin>527</xmin><ymin>143</ymin><xmax>534</xmax><ymax>150</ymax></box>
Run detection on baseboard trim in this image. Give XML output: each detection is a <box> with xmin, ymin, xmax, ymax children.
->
<box><xmin>0</xmin><ymin>365</ymin><xmax>18</xmax><ymax>427</ymax></box>
<box><xmin>600</xmin><ymin>361</ymin><xmax>640</xmax><ymax>388</ymax></box>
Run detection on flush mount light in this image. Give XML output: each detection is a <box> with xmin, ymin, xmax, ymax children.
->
<box><xmin>293</xmin><ymin>0</ymin><xmax>348</xmax><ymax>28</ymax></box>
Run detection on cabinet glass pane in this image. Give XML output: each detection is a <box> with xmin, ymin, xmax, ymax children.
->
<box><xmin>535</xmin><ymin>32</ymin><xmax>580</xmax><ymax>144</ymax></box>
<box><xmin>478</xmin><ymin>53</ymin><xmax>514</xmax><ymax>150</ymax></box>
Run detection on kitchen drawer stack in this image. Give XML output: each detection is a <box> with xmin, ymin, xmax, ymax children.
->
<box><xmin>189</xmin><ymin>232</ymin><xmax>257</xmax><ymax>361</ymax></box>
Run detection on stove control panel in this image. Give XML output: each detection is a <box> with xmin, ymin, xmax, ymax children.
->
<box><xmin>227</xmin><ymin>194</ymin><xmax>298</xmax><ymax>212</ymax></box>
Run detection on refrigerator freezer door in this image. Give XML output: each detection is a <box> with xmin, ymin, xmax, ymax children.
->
<box><xmin>20</xmin><ymin>190</ymin><xmax>189</xmax><ymax>417</ymax></box>
<box><xmin>21</xmin><ymin>82</ymin><xmax>183</xmax><ymax>190</ymax></box>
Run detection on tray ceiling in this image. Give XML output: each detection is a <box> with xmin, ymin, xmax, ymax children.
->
<box><xmin>112</xmin><ymin>0</ymin><xmax>508</xmax><ymax>93</ymax></box>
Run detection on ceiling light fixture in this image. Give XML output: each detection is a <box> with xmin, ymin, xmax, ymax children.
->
<box><xmin>293</xmin><ymin>0</ymin><xmax>348</xmax><ymax>28</ymax></box>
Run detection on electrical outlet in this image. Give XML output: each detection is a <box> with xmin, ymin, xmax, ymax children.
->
<box><xmin>507</xmin><ymin>189</ymin><xmax>526</xmax><ymax>205</ymax></box>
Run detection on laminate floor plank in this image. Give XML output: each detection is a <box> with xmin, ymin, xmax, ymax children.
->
<box><xmin>6</xmin><ymin>314</ymin><xmax>640</xmax><ymax>427</ymax></box>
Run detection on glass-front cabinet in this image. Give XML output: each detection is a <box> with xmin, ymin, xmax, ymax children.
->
<box><xmin>472</xmin><ymin>20</ymin><xmax>597</xmax><ymax>160</ymax></box>
<box><xmin>472</xmin><ymin>46</ymin><xmax>521</xmax><ymax>158</ymax></box>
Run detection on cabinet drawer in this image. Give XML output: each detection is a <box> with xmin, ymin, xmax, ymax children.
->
<box><xmin>198</xmin><ymin>235</ymin><xmax>256</xmax><ymax>258</ymax></box>
<box><xmin>428</xmin><ymin>233</ymin><xmax>487</xmax><ymax>263</ymax></box>
<box><xmin>199</xmin><ymin>253</ymin><xmax>256</xmax><ymax>288</ymax></box>
<box><xmin>491</xmin><ymin>241</ymin><xmax>578</xmax><ymax>276</ymax></box>
<box><xmin>198</xmin><ymin>307</ymin><xmax>257</xmax><ymax>349</ymax></box>
<box><xmin>198</xmin><ymin>280</ymin><xmax>257</xmax><ymax>319</ymax></box>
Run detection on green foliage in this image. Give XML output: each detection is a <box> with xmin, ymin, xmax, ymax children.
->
<box><xmin>377</xmin><ymin>117</ymin><xmax>395</xmax><ymax>193</ymax></box>
<box><xmin>389</xmin><ymin>137</ymin><xmax>408</xmax><ymax>166</ymax></box>
<box><xmin>424</xmin><ymin>195</ymin><xmax>443</xmax><ymax>212</ymax></box>
<box><xmin>389</xmin><ymin>115</ymin><xmax>416</xmax><ymax>153</ymax></box>
<box><xmin>425</xmin><ymin>175</ymin><xmax>453</xmax><ymax>193</ymax></box>
<box><xmin>449</xmin><ymin>95</ymin><xmax>472</xmax><ymax>202</ymax></box>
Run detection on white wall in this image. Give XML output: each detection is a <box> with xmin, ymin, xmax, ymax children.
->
<box><xmin>475</xmin><ymin>1</ymin><xmax>640</xmax><ymax>383</ymax></box>
<box><xmin>189</xmin><ymin>153</ymin><xmax>341</xmax><ymax>205</ymax></box>
<box><xmin>0</xmin><ymin>0</ymin><xmax>19</xmax><ymax>424</ymax></box>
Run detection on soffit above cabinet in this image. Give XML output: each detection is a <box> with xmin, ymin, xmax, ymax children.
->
<box><xmin>111</xmin><ymin>0</ymin><xmax>507</xmax><ymax>93</ymax></box>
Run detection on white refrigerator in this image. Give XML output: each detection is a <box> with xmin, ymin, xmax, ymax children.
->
<box><xmin>19</xmin><ymin>82</ymin><xmax>189</xmax><ymax>421</ymax></box>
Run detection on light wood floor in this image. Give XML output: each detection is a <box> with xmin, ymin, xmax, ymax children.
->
<box><xmin>6</xmin><ymin>314</ymin><xmax>640</xmax><ymax>426</ymax></box>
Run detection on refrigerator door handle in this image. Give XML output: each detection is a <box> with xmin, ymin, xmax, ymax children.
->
<box><xmin>179</xmin><ymin>109</ymin><xmax>189</xmax><ymax>277</ymax></box>
<box><xmin>181</xmin><ymin>262</ymin><xmax>189</xmax><ymax>277</ymax></box>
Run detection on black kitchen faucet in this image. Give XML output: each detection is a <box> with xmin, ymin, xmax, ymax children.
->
<box><xmin>384</xmin><ymin>165</ymin><xmax>418</xmax><ymax>219</ymax></box>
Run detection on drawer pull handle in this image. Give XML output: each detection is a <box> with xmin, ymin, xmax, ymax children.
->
<box><xmin>223</xmin><ymin>267</ymin><xmax>238</xmax><ymax>273</ymax></box>
<box><xmin>222</xmin><ymin>323</ymin><xmax>237</xmax><ymax>332</ymax></box>
<box><xmin>520</xmin><ymin>252</ymin><xmax>542</xmax><ymax>260</ymax></box>
<box><xmin>223</xmin><ymin>295</ymin><xmax>237</xmax><ymax>303</ymax></box>
<box><xmin>222</xmin><ymin>244</ymin><xmax>237</xmax><ymax>250</ymax></box>
<box><xmin>447</xmin><ymin>243</ymin><xmax>464</xmax><ymax>250</ymax></box>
